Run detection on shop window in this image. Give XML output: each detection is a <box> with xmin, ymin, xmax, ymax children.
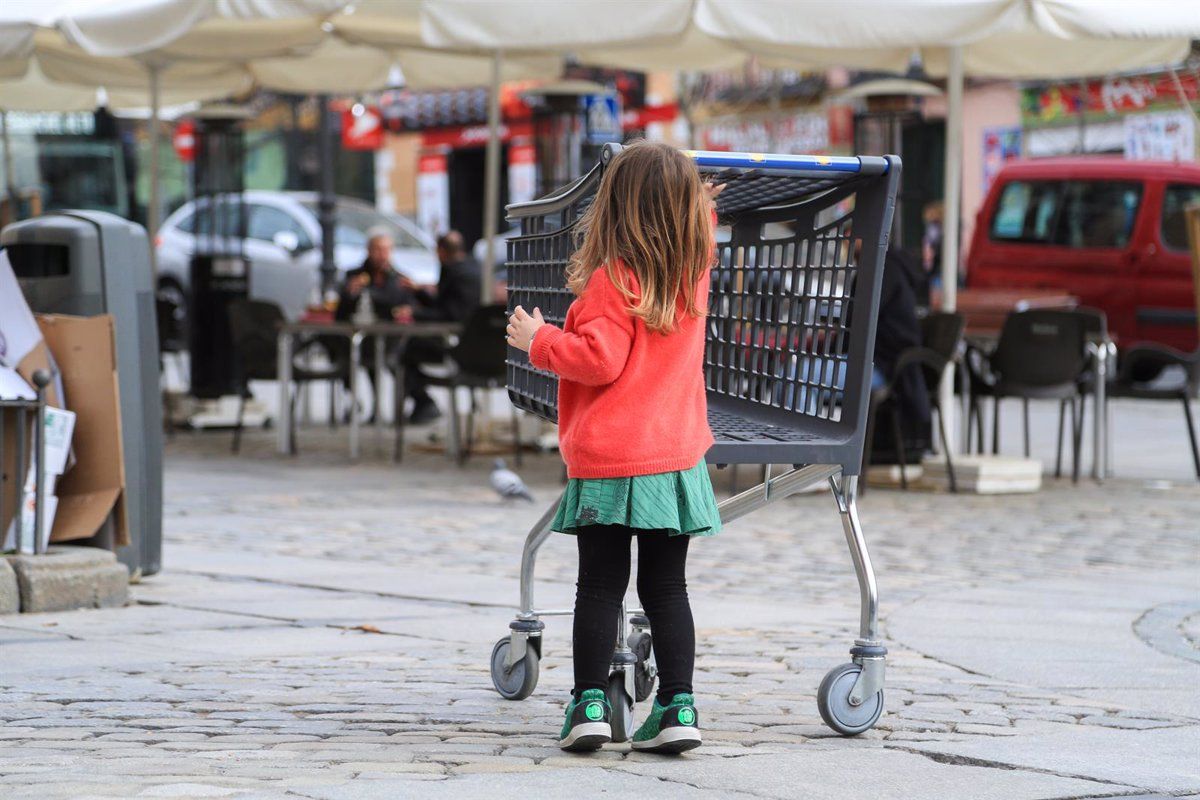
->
<box><xmin>1161</xmin><ymin>183</ymin><xmax>1200</xmax><ymax>252</ymax></box>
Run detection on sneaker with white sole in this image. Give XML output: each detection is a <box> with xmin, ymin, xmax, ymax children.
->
<box><xmin>631</xmin><ymin>693</ymin><xmax>702</xmax><ymax>754</ymax></box>
<box><xmin>558</xmin><ymin>688</ymin><xmax>612</xmax><ymax>752</ymax></box>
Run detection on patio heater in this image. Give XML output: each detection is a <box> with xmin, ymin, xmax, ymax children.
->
<box><xmin>524</xmin><ymin>80</ymin><xmax>619</xmax><ymax>198</ymax></box>
<box><xmin>188</xmin><ymin>106</ymin><xmax>250</xmax><ymax>405</ymax></box>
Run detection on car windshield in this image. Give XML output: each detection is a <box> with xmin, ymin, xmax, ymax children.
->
<box><xmin>300</xmin><ymin>201</ymin><xmax>425</xmax><ymax>250</ymax></box>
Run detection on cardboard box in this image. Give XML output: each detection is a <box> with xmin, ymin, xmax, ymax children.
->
<box><xmin>34</xmin><ymin>315</ymin><xmax>129</xmax><ymax>547</ymax></box>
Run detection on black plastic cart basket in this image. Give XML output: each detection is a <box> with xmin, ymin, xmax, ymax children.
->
<box><xmin>492</xmin><ymin>143</ymin><xmax>901</xmax><ymax>738</ymax></box>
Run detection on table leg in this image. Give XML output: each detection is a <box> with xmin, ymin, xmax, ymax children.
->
<box><xmin>350</xmin><ymin>331</ymin><xmax>363</xmax><ymax>460</ymax></box>
<box><xmin>374</xmin><ymin>332</ymin><xmax>386</xmax><ymax>428</ymax></box>
<box><xmin>958</xmin><ymin>357</ymin><xmax>970</xmax><ymax>454</ymax></box>
<box><xmin>277</xmin><ymin>331</ymin><xmax>293</xmax><ymax>455</ymax></box>
<box><xmin>1092</xmin><ymin>341</ymin><xmax>1108</xmax><ymax>481</ymax></box>
<box><xmin>393</xmin><ymin>335</ymin><xmax>407</xmax><ymax>463</ymax></box>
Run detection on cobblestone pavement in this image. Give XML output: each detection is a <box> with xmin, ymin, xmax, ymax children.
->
<box><xmin>1</xmin><ymin>428</ymin><xmax>1197</xmax><ymax>799</ymax></box>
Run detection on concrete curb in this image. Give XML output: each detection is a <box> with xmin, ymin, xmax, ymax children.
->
<box><xmin>5</xmin><ymin>546</ymin><xmax>129</xmax><ymax>613</ymax></box>
<box><xmin>0</xmin><ymin>559</ymin><xmax>18</xmax><ymax>614</ymax></box>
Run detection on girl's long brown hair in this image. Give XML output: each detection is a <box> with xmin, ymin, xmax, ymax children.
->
<box><xmin>567</xmin><ymin>141</ymin><xmax>715</xmax><ymax>333</ymax></box>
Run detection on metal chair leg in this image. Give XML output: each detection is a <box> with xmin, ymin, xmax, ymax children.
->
<box><xmin>974</xmin><ymin>398</ymin><xmax>985</xmax><ymax>454</ymax></box>
<box><xmin>1182</xmin><ymin>395</ymin><xmax>1200</xmax><ymax>480</ymax></box>
<box><xmin>1072</xmin><ymin>396</ymin><xmax>1085</xmax><ymax>484</ymax></box>
<box><xmin>231</xmin><ymin>391</ymin><xmax>247</xmax><ymax>454</ymax></box>
<box><xmin>935</xmin><ymin>403</ymin><xmax>957</xmax><ymax>493</ymax></box>
<box><xmin>1022</xmin><ymin>398</ymin><xmax>1031</xmax><ymax>457</ymax></box>
<box><xmin>992</xmin><ymin>397</ymin><xmax>1001</xmax><ymax>454</ymax></box>
<box><xmin>1055</xmin><ymin>400</ymin><xmax>1066</xmax><ymax>478</ymax></box>
<box><xmin>460</xmin><ymin>386</ymin><xmax>475</xmax><ymax>466</ymax></box>
<box><xmin>889</xmin><ymin>404</ymin><xmax>907</xmax><ymax>490</ymax></box>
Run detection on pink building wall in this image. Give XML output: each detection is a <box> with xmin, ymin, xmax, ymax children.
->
<box><xmin>960</xmin><ymin>83</ymin><xmax>1022</xmax><ymax>261</ymax></box>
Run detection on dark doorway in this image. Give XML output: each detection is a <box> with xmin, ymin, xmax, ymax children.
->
<box><xmin>447</xmin><ymin>145</ymin><xmax>509</xmax><ymax>250</ymax></box>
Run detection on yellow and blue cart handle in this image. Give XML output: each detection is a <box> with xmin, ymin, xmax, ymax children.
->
<box><xmin>683</xmin><ymin>149</ymin><xmax>886</xmax><ymax>174</ymax></box>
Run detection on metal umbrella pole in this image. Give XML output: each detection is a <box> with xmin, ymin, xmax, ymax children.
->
<box><xmin>940</xmin><ymin>44</ymin><xmax>964</xmax><ymax>453</ymax></box>
<box><xmin>481</xmin><ymin>48</ymin><xmax>502</xmax><ymax>305</ymax></box>
<box><xmin>317</xmin><ymin>93</ymin><xmax>337</xmax><ymax>292</ymax></box>
<box><xmin>1</xmin><ymin>109</ymin><xmax>15</xmax><ymax>213</ymax></box>
<box><xmin>147</xmin><ymin>61</ymin><xmax>162</xmax><ymax>274</ymax></box>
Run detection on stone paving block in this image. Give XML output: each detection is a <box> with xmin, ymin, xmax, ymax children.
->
<box><xmin>6</xmin><ymin>547</ymin><xmax>128</xmax><ymax>613</ymax></box>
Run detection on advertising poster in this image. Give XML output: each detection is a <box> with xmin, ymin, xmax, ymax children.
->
<box><xmin>1124</xmin><ymin>111</ymin><xmax>1196</xmax><ymax>162</ymax></box>
<box><xmin>982</xmin><ymin>126</ymin><xmax>1023</xmax><ymax>192</ymax></box>
<box><xmin>416</xmin><ymin>152</ymin><xmax>450</xmax><ymax>239</ymax></box>
<box><xmin>508</xmin><ymin>142</ymin><xmax>537</xmax><ymax>207</ymax></box>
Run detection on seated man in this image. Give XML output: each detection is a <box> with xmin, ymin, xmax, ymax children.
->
<box><xmin>336</xmin><ymin>227</ymin><xmax>414</xmax><ymax>322</ymax></box>
<box><xmin>394</xmin><ymin>230</ymin><xmax>482</xmax><ymax>424</ymax></box>
<box><xmin>332</xmin><ymin>228</ymin><xmax>415</xmax><ymax>419</ymax></box>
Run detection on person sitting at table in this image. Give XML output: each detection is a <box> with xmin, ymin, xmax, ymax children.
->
<box><xmin>392</xmin><ymin>230</ymin><xmax>482</xmax><ymax>424</ymax></box>
<box><xmin>332</xmin><ymin>227</ymin><xmax>415</xmax><ymax>421</ymax></box>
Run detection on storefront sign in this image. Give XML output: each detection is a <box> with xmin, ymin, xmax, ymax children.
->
<box><xmin>173</xmin><ymin>119</ymin><xmax>196</xmax><ymax>163</ymax></box>
<box><xmin>1124</xmin><ymin>111</ymin><xmax>1196</xmax><ymax>162</ymax></box>
<box><xmin>416</xmin><ymin>152</ymin><xmax>450</xmax><ymax>238</ymax></box>
<box><xmin>700</xmin><ymin>111</ymin><xmax>830</xmax><ymax>154</ymax></box>
<box><xmin>341</xmin><ymin>106</ymin><xmax>384</xmax><ymax>151</ymax></box>
<box><xmin>507</xmin><ymin>142</ymin><xmax>537</xmax><ymax>207</ymax></box>
<box><xmin>421</xmin><ymin>121</ymin><xmax>533</xmax><ymax>149</ymax></box>
<box><xmin>982</xmin><ymin>126</ymin><xmax>1022</xmax><ymax>192</ymax></box>
<box><xmin>1022</xmin><ymin>72</ymin><xmax>1200</xmax><ymax>125</ymax></box>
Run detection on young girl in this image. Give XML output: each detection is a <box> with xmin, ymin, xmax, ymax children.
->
<box><xmin>506</xmin><ymin>141</ymin><xmax>723</xmax><ymax>754</ymax></box>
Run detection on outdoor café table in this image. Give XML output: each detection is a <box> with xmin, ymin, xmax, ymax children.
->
<box><xmin>933</xmin><ymin>287</ymin><xmax>1079</xmax><ymax>338</ymax></box>
<box><xmin>275</xmin><ymin>318</ymin><xmax>461</xmax><ymax>460</ymax></box>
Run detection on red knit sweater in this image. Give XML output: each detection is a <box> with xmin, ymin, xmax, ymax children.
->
<box><xmin>529</xmin><ymin>265</ymin><xmax>713</xmax><ymax>479</ymax></box>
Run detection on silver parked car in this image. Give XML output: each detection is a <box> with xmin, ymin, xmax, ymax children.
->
<box><xmin>155</xmin><ymin>191</ymin><xmax>439</xmax><ymax>321</ymax></box>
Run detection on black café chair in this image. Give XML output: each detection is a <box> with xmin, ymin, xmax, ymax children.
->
<box><xmin>228</xmin><ymin>299</ymin><xmax>344</xmax><ymax>454</ymax></box>
<box><xmin>968</xmin><ymin>309</ymin><xmax>1092</xmax><ymax>482</ymax></box>
<box><xmin>393</xmin><ymin>305</ymin><xmax>522</xmax><ymax>465</ymax></box>
<box><xmin>863</xmin><ymin>311</ymin><xmax>966</xmax><ymax>492</ymax></box>
<box><xmin>156</xmin><ymin>297</ymin><xmax>188</xmax><ymax>436</ymax></box>
<box><xmin>1109</xmin><ymin>344</ymin><xmax>1200</xmax><ymax>479</ymax></box>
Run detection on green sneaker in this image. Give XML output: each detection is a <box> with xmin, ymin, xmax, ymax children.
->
<box><xmin>631</xmin><ymin>693</ymin><xmax>702</xmax><ymax>753</ymax></box>
<box><xmin>558</xmin><ymin>689</ymin><xmax>612</xmax><ymax>752</ymax></box>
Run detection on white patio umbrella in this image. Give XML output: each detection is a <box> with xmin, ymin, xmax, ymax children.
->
<box><xmin>47</xmin><ymin>0</ymin><xmax>562</xmax><ymax>290</ymax></box>
<box><xmin>412</xmin><ymin>0</ymin><xmax>750</xmax><ymax>286</ymax></box>
<box><xmin>690</xmin><ymin>0</ymin><xmax>1200</xmax><ymax>451</ymax></box>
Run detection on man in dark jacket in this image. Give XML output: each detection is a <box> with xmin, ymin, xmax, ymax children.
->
<box><xmin>394</xmin><ymin>230</ymin><xmax>482</xmax><ymax>424</ymax></box>
<box><xmin>871</xmin><ymin>248</ymin><xmax>932</xmax><ymax>462</ymax></box>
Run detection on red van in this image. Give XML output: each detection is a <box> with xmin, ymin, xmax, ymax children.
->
<box><xmin>967</xmin><ymin>158</ymin><xmax>1200</xmax><ymax>351</ymax></box>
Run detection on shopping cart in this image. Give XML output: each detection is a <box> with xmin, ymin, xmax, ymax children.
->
<box><xmin>491</xmin><ymin>144</ymin><xmax>901</xmax><ymax>738</ymax></box>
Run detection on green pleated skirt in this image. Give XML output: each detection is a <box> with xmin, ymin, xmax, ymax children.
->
<box><xmin>551</xmin><ymin>460</ymin><xmax>722</xmax><ymax>537</ymax></box>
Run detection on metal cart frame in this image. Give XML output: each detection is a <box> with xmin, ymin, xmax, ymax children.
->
<box><xmin>491</xmin><ymin>144</ymin><xmax>901</xmax><ymax>738</ymax></box>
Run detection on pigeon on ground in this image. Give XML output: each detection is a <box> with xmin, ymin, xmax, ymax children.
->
<box><xmin>491</xmin><ymin>458</ymin><xmax>534</xmax><ymax>502</ymax></box>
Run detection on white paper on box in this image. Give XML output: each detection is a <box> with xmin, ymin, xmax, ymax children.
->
<box><xmin>0</xmin><ymin>251</ymin><xmax>42</xmax><ymax>369</ymax></box>
<box><xmin>0</xmin><ymin>364</ymin><xmax>35</xmax><ymax>400</ymax></box>
<box><xmin>40</xmin><ymin>406</ymin><xmax>74</xmax><ymax>475</ymax></box>
<box><xmin>3</xmin><ymin>492</ymin><xmax>56</xmax><ymax>553</ymax></box>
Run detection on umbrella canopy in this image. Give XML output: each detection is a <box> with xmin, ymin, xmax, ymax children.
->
<box><xmin>695</xmin><ymin>0</ymin><xmax>1195</xmax><ymax>78</ymax></box>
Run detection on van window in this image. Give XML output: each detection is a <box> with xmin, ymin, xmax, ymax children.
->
<box><xmin>1161</xmin><ymin>184</ymin><xmax>1200</xmax><ymax>252</ymax></box>
<box><xmin>990</xmin><ymin>180</ymin><xmax>1141</xmax><ymax>249</ymax></box>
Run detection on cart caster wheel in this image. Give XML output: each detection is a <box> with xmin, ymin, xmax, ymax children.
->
<box><xmin>817</xmin><ymin>663</ymin><xmax>884</xmax><ymax>736</ymax></box>
<box><xmin>490</xmin><ymin>636</ymin><xmax>539</xmax><ymax>700</ymax></box>
<box><xmin>606</xmin><ymin>671</ymin><xmax>635</xmax><ymax>743</ymax></box>
<box><xmin>628</xmin><ymin>630</ymin><xmax>656</xmax><ymax>703</ymax></box>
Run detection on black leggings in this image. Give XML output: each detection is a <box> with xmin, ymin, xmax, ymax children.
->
<box><xmin>573</xmin><ymin>525</ymin><xmax>694</xmax><ymax>706</ymax></box>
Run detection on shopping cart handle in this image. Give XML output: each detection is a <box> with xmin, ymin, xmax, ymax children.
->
<box><xmin>684</xmin><ymin>149</ymin><xmax>886</xmax><ymax>174</ymax></box>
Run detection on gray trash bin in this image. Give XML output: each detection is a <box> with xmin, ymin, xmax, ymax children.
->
<box><xmin>2</xmin><ymin>210</ymin><xmax>163</xmax><ymax>577</ymax></box>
